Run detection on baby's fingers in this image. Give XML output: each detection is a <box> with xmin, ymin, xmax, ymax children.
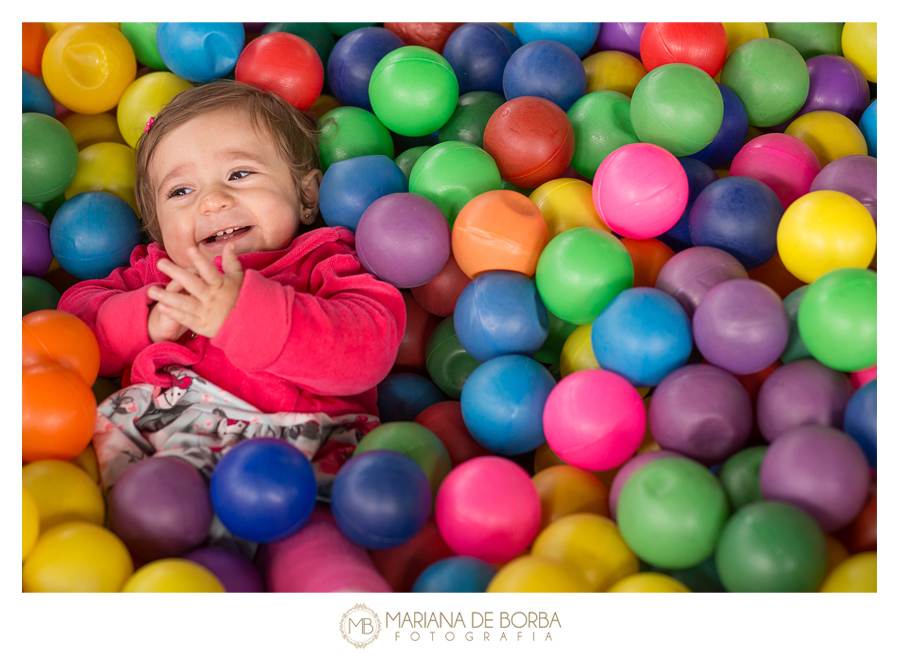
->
<box><xmin>148</xmin><ymin>286</ymin><xmax>200</xmax><ymax>317</ymax></box>
<box><xmin>221</xmin><ymin>242</ymin><xmax>244</xmax><ymax>275</ymax></box>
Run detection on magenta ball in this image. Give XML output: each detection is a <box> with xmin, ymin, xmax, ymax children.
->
<box><xmin>592</xmin><ymin>142</ymin><xmax>688</xmax><ymax>239</ymax></box>
<box><xmin>654</xmin><ymin>246</ymin><xmax>748</xmax><ymax>319</ymax></box>
<box><xmin>756</xmin><ymin>359</ymin><xmax>853</xmax><ymax>443</ymax></box>
<box><xmin>355</xmin><ymin>192</ymin><xmax>451</xmax><ymax>288</ymax></box>
<box><xmin>23</xmin><ymin>203</ymin><xmax>53</xmax><ymax>277</ymax></box>
<box><xmin>542</xmin><ymin>369</ymin><xmax>646</xmax><ymax>471</ymax></box>
<box><xmin>730</xmin><ymin>133</ymin><xmax>821</xmax><ymax>210</ymax></box>
<box><xmin>649</xmin><ymin>364</ymin><xmax>753</xmax><ymax>466</ymax></box>
<box><xmin>810</xmin><ymin>154</ymin><xmax>877</xmax><ymax>224</ymax></box>
<box><xmin>608</xmin><ymin>450</ymin><xmax>681</xmax><ymax>520</ymax></box>
<box><xmin>435</xmin><ymin>456</ymin><xmax>541</xmax><ymax>563</ymax></box>
<box><xmin>183</xmin><ymin>546</ymin><xmax>265</xmax><ymax>592</ymax></box>
<box><xmin>693</xmin><ymin>278</ymin><xmax>789</xmax><ymax>375</ymax></box>
<box><xmin>759</xmin><ymin>425</ymin><xmax>871</xmax><ymax>532</ymax></box>
<box><xmin>597</xmin><ymin>22</ymin><xmax>646</xmax><ymax>59</ymax></box>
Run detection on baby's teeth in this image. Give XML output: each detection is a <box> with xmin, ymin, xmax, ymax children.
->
<box><xmin>225</xmin><ymin>228</ymin><xmax>234</xmax><ymax>234</ymax></box>
<box><xmin>216</xmin><ymin>231</ymin><xmax>224</xmax><ymax>236</ymax></box>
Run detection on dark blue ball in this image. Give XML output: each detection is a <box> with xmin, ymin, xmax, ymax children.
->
<box><xmin>327</xmin><ymin>27</ymin><xmax>404</xmax><ymax>111</ymax></box>
<box><xmin>22</xmin><ymin>72</ymin><xmax>56</xmax><ymax>116</ymax></box>
<box><xmin>377</xmin><ymin>373</ymin><xmax>448</xmax><ymax>423</ymax></box>
<box><xmin>412</xmin><ymin>556</ymin><xmax>498</xmax><ymax>592</ymax></box>
<box><xmin>689</xmin><ymin>175</ymin><xmax>784</xmax><ymax>270</ymax></box>
<box><xmin>210</xmin><ymin>438</ymin><xmax>317</xmax><ymax>543</ymax></box>
<box><xmin>691</xmin><ymin>84</ymin><xmax>749</xmax><ymax>170</ymax></box>
<box><xmin>502</xmin><ymin>40</ymin><xmax>586</xmax><ymax>112</ymax></box>
<box><xmin>843</xmin><ymin>379</ymin><xmax>876</xmax><ymax>468</ymax></box>
<box><xmin>157</xmin><ymin>22</ymin><xmax>245</xmax><ymax>83</ymax></box>
<box><xmin>443</xmin><ymin>23</ymin><xmax>521</xmax><ymax>96</ymax></box>
<box><xmin>319</xmin><ymin>155</ymin><xmax>408</xmax><ymax>230</ymax></box>
<box><xmin>661</xmin><ymin>157</ymin><xmax>719</xmax><ymax>252</ymax></box>
<box><xmin>331</xmin><ymin>450</ymin><xmax>431</xmax><ymax>549</ymax></box>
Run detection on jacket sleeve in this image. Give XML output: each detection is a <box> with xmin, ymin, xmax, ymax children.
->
<box><xmin>210</xmin><ymin>243</ymin><xmax>406</xmax><ymax>397</ymax></box>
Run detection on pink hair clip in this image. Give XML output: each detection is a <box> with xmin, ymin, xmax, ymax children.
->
<box><xmin>144</xmin><ymin>116</ymin><xmax>156</xmax><ymax>133</ymax></box>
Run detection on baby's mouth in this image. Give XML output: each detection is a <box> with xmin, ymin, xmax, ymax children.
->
<box><xmin>202</xmin><ymin>226</ymin><xmax>252</xmax><ymax>243</ymax></box>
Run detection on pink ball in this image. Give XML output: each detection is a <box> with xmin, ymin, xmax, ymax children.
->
<box><xmin>592</xmin><ymin>143</ymin><xmax>688</xmax><ymax>239</ymax></box>
<box><xmin>730</xmin><ymin>134</ymin><xmax>821</xmax><ymax>209</ymax></box>
<box><xmin>542</xmin><ymin>369</ymin><xmax>646</xmax><ymax>471</ymax></box>
<box><xmin>435</xmin><ymin>456</ymin><xmax>541</xmax><ymax>563</ymax></box>
<box><xmin>608</xmin><ymin>450</ymin><xmax>681</xmax><ymax>520</ymax></box>
<box><xmin>850</xmin><ymin>364</ymin><xmax>877</xmax><ymax>390</ymax></box>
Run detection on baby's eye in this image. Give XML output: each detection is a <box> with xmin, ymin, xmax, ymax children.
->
<box><xmin>167</xmin><ymin>186</ymin><xmax>192</xmax><ymax>198</ymax></box>
<box><xmin>229</xmin><ymin>170</ymin><xmax>254</xmax><ymax>181</ymax></box>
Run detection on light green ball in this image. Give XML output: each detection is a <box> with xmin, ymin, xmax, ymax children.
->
<box><xmin>318</xmin><ymin>106</ymin><xmax>394</xmax><ymax>171</ymax></box>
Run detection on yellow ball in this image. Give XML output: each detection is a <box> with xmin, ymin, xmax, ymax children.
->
<box><xmin>42</xmin><ymin>23</ymin><xmax>136</xmax><ymax>114</ymax></box>
<box><xmin>22</xmin><ymin>487</ymin><xmax>40</xmax><ymax>562</ymax></box>
<box><xmin>722</xmin><ymin>23</ymin><xmax>769</xmax><ymax>59</ymax></box>
<box><xmin>785</xmin><ymin>110</ymin><xmax>868</xmax><ymax>167</ymax></box>
<box><xmin>607</xmin><ymin>572</ymin><xmax>692</xmax><ymax>593</ymax></box>
<box><xmin>22</xmin><ymin>460</ymin><xmax>106</xmax><ymax>531</ymax></box>
<box><xmin>820</xmin><ymin>552</ymin><xmax>877</xmax><ymax>593</ymax></box>
<box><xmin>122</xmin><ymin>559</ymin><xmax>226</xmax><ymax>593</ymax></box>
<box><xmin>44</xmin><ymin>22</ymin><xmax>120</xmax><ymax>38</ymax></box>
<box><xmin>841</xmin><ymin>23</ymin><xmax>876</xmax><ymax>83</ymax></box>
<box><xmin>22</xmin><ymin>522</ymin><xmax>133</xmax><ymax>592</ymax></box>
<box><xmin>777</xmin><ymin>190</ymin><xmax>877</xmax><ymax>283</ymax></box>
<box><xmin>486</xmin><ymin>555</ymin><xmax>592</xmax><ymax>593</ymax></box>
<box><xmin>65</xmin><ymin>142</ymin><xmax>139</xmax><ymax>215</ymax></box>
<box><xmin>309</xmin><ymin>93</ymin><xmax>343</xmax><ymax>120</ymax></box>
<box><xmin>560</xmin><ymin>324</ymin><xmax>601</xmax><ymax>377</ymax></box>
<box><xmin>582</xmin><ymin>50</ymin><xmax>647</xmax><ymax>98</ymax></box>
<box><xmin>117</xmin><ymin>71</ymin><xmax>194</xmax><ymax>148</ymax></box>
<box><xmin>532</xmin><ymin>513</ymin><xmax>638</xmax><ymax>591</ymax></box>
<box><xmin>62</xmin><ymin>112</ymin><xmax>126</xmax><ymax>150</ymax></box>
<box><xmin>530</xmin><ymin>179</ymin><xmax>608</xmax><ymax>240</ymax></box>
<box><xmin>70</xmin><ymin>443</ymin><xmax>101</xmax><ymax>483</ymax></box>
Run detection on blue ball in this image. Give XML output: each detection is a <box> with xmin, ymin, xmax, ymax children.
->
<box><xmin>460</xmin><ymin>354</ymin><xmax>556</xmax><ymax>455</ymax></box>
<box><xmin>210</xmin><ymin>438</ymin><xmax>317</xmax><ymax>543</ymax></box>
<box><xmin>331</xmin><ymin>450</ymin><xmax>431</xmax><ymax>549</ymax></box>
<box><xmin>443</xmin><ymin>23</ymin><xmax>521</xmax><ymax>96</ymax></box>
<box><xmin>859</xmin><ymin>98</ymin><xmax>877</xmax><ymax>157</ymax></box>
<box><xmin>22</xmin><ymin>72</ymin><xmax>56</xmax><ymax>116</ymax></box>
<box><xmin>377</xmin><ymin>373</ymin><xmax>448</xmax><ymax>423</ymax></box>
<box><xmin>412</xmin><ymin>556</ymin><xmax>498</xmax><ymax>593</ymax></box>
<box><xmin>502</xmin><ymin>40</ymin><xmax>586</xmax><ymax>112</ymax></box>
<box><xmin>661</xmin><ymin>157</ymin><xmax>719</xmax><ymax>252</ymax></box>
<box><xmin>453</xmin><ymin>270</ymin><xmax>549</xmax><ymax>363</ymax></box>
<box><xmin>327</xmin><ymin>27</ymin><xmax>404</xmax><ymax>111</ymax></box>
<box><xmin>843</xmin><ymin>379</ymin><xmax>876</xmax><ymax>468</ymax></box>
<box><xmin>691</xmin><ymin>84</ymin><xmax>749</xmax><ymax>169</ymax></box>
<box><xmin>157</xmin><ymin>22</ymin><xmax>245</xmax><ymax>83</ymax></box>
<box><xmin>513</xmin><ymin>22</ymin><xmax>601</xmax><ymax>58</ymax></box>
<box><xmin>319</xmin><ymin>155</ymin><xmax>408</xmax><ymax>230</ymax></box>
<box><xmin>591</xmin><ymin>287</ymin><xmax>693</xmax><ymax>387</ymax></box>
<box><xmin>49</xmin><ymin>191</ymin><xmax>143</xmax><ymax>280</ymax></box>
<box><xmin>689</xmin><ymin>175</ymin><xmax>784</xmax><ymax>270</ymax></box>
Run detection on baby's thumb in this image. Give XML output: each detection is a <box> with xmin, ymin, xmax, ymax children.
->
<box><xmin>222</xmin><ymin>243</ymin><xmax>243</xmax><ymax>274</ymax></box>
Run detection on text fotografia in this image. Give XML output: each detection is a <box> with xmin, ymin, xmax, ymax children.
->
<box><xmin>387</xmin><ymin>611</ymin><xmax>561</xmax><ymax>642</ymax></box>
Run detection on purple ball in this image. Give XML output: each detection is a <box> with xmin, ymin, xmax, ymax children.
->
<box><xmin>23</xmin><ymin>203</ymin><xmax>53</xmax><ymax>277</ymax></box>
<box><xmin>183</xmin><ymin>546</ymin><xmax>265</xmax><ymax>593</ymax></box>
<box><xmin>693</xmin><ymin>279</ymin><xmax>789</xmax><ymax>375</ymax></box>
<box><xmin>649</xmin><ymin>364</ymin><xmax>753</xmax><ymax>466</ymax></box>
<box><xmin>107</xmin><ymin>457</ymin><xmax>214</xmax><ymax>562</ymax></box>
<box><xmin>774</xmin><ymin>55</ymin><xmax>870</xmax><ymax>131</ymax></box>
<box><xmin>596</xmin><ymin>22</ymin><xmax>646</xmax><ymax>59</ymax></box>
<box><xmin>654</xmin><ymin>246</ymin><xmax>748</xmax><ymax>319</ymax></box>
<box><xmin>355</xmin><ymin>192</ymin><xmax>451</xmax><ymax>288</ymax></box>
<box><xmin>608</xmin><ymin>450</ymin><xmax>681</xmax><ymax>519</ymax></box>
<box><xmin>759</xmin><ymin>425</ymin><xmax>871</xmax><ymax>532</ymax></box>
<box><xmin>810</xmin><ymin>154</ymin><xmax>877</xmax><ymax>224</ymax></box>
<box><xmin>756</xmin><ymin>359</ymin><xmax>853</xmax><ymax>443</ymax></box>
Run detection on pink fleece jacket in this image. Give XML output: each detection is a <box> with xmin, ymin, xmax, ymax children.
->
<box><xmin>58</xmin><ymin>227</ymin><xmax>406</xmax><ymax>418</ymax></box>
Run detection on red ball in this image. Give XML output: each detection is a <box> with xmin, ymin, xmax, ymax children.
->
<box><xmin>383</xmin><ymin>22</ymin><xmax>464</xmax><ymax>54</ymax></box>
<box><xmin>393</xmin><ymin>291</ymin><xmax>442</xmax><ymax>375</ymax></box>
<box><xmin>235</xmin><ymin>32</ymin><xmax>324</xmax><ymax>111</ymax></box>
<box><xmin>410</xmin><ymin>252</ymin><xmax>472</xmax><ymax>317</ymax></box>
<box><xmin>368</xmin><ymin>516</ymin><xmax>456</xmax><ymax>592</ymax></box>
<box><xmin>483</xmin><ymin>97</ymin><xmax>575</xmax><ymax>189</ymax></box>
<box><xmin>640</xmin><ymin>22</ymin><xmax>728</xmax><ymax>78</ymax></box>
<box><xmin>415</xmin><ymin>401</ymin><xmax>493</xmax><ymax>467</ymax></box>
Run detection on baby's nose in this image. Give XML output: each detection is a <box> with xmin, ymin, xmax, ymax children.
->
<box><xmin>200</xmin><ymin>189</ymin><xmax>234</xmax><ymax>213</ymax></box>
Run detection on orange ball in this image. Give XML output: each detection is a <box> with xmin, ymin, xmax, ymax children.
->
<box><xmin>532</xmin><ymin>465</ymin><xmax>610</xmax><ymax>531</ymax></box>
<box><xmin>620</xmin><ymin>238</ymin><xmax>675</xmax><ymax>288</ymax></box>
<box><xmin>22</xmin><ymin>310</ymin><xmax>100</xmax><ymax>387</ymax></box>
<box><xmin>23</xmin><ymin>363</ymin><xmax>97</xmax><ymax>463</ymax></box>
<box><xmin>451</xmin><ymin>190</ymin><xmax>549</xmax><ymax>278</ymax></box>
<box><xmin>23</xmin><ymin>22</ymin><xmax>49</xmax><ymax>77</ymax></box>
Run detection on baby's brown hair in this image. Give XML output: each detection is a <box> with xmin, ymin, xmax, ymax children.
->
<box><xmin>135</xmin><ymin>80</ymin><xmax>321</xmax><ymax>245</ymax></box>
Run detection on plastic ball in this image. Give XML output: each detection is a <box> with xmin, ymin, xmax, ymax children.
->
<box><xmin>486</xmin><ymin>555</ymin><xmax>591</xmax><ymax>592</ymax></box>
<box><xmin>617</xmin><ymin>456</ymin><xmax>729</xmax><ymax>569</ymax></box>
<box><xmin>640</xmin><ymin>22</ymin><xmax>727</xmax><ymax>78</ymax></box>
<box><xmin>22</xmin><ymin>277</ymin><xmax>61</xmax><ymax>316</ymax></box>
<box><xmin>655</xmin><ymin>246</ymin><xmax>749</xmax><ymax>318</ymax></box>
<box><xmin>442</xmin><ymin>23</ymin><xmax>520</xmax><ymax>96</ymax></box>
<box><xmin>23</xmin><ymin>22</ymin><xmax>49</xmax><ymax>77</ymax></box>
<box><xmin>23</xmin><ymin>363</ymin><xmax>96</xmax><ymax>463</ymax></box>
<box><xmin>781</xmin><ymin>286</ymin><xmax>812</xmax><ymax>363</ymax></box>
<box><xmin>22</xmin><ymin>204</ymin><xmax>52</xmax><ymax>278</ymax></box>
<box><xmin>810</xmin><ymin>155</ymin><xmax>877</xmax><ymax>224</ymax></box>
<box><xmin>661</xmin><ymin>157</ymin><xmax>719</xmax><ymax>251</ymax></box>
<box><xmin>859</xmin><ymin>99</ymin><xmax>877</xmax><ymax>157</ymax></box>
<box><xmin>22</xmin><ymin>459</ymin><xmax>104</xmax><ymax>531</ymax></box>
<box><xmin>532</xmin><ymin>465</ymin><xmax>609</xmax><ymax>529</ymax></box>
<box><xmin>383</xmin><ymin>22</ymin><xmax>463</xmax><ymax>54</ymax></box>
<box><xmin>690</xmin><ymin>84</ymin><xmax>749</xmax><ymax>170</ymax></box>
<box><xmin>117</xmin><ymin>72</ymin><xmax>192</xmax><ymax>151</ymax></box>
<box><xmin>41</xmin><ymin>23</ymin><xmax>136</xmax><ymax>114</ymax></box>
<box><xmin>65</xmin><ymin>142</ymin><xmax>138</xmax><ymax>214</ymax></box>
<box><xmin>785</xmin><ymin>110</ymin><xmax>869</xmax><ymax>169</ymax></box>
<box><xmin>607</xmin><ymin>451</ymin><xmax>680</xmax><ymax>520</ymax></box>
<box><xmin>582</xmin><ymin>50</ymin><xmax>647</xmax><ymax>98</ymax></box>
<box><xmin>394</xmin><ymin>145</ymin><xmax>430</xmax><ymax>179</ymax></box>
<box><xmin>789</xmin><ymin>55</ymin><xmax>870</xmax><ymax>127</ymax></box>
<box><xmin>317</xmin><ymin>106</ymin><xmax>394</xmax><ymax>171</ymax></box>
<box><xmin>414</xmin><ymin>401</ymin><xmax>493</xmax><ymax>467</ymax></box>
<box><xmin>438</xmin><ymin>91</ymin><xmax>506</xmax><ymax>147</ymax></box>
<box><xmin>765</xmin><ymin>22</ymin><xmax>843</xmax><ymax>59</ymax></box>
<box><xmin>820</xmin><ymin>552</ymin><xmax>877</xmax><ymax>593</ymax></box>
<box><xmin>412</xmin><ymin>253</ymin><xmax>471</xmax><ymax>317</ymax></box>
<box><xmin>717</xmin><ymin>446</ymin><xmax>767</xmax><ymax>510</ymax></box>
<box><xmin>394</xmin><ymin>290</ymin><xmax>441</xmax><ymax>374</ymax></box>
<box><xmin>22</xmin><ymin>113</ymin><xmax>79</xmax><ymax>204</ymax></box>
<box><xmin>533</xmin><ymin>309</ymin><xmax>578</xmax><ymax>365</ymax></box>
<box><xmin>592</xmin><ymin>142</ymin><xmax>689</xmax><ymax>238</ymax></box>
<box><xmin>566</xmin><ymin>91</ymin><xmax>639</xmax><ymax>180</ymax></box>
<box><xmin>715</xmin><ymin>501</ymin><xmax>828</xmax><ymax>592</ymax></box>
<box><xmin>22</xmin><ymin>522</ymin><xmax>134</xmax><ymax>592</ymax></box>
<box><xmin>376</xmin><ymin>373</ymin><xmax>447</xmax><ymax>423</ymax></box>
<box><xmin>797</xmin><ymin>267</ymin><xmax>876</xmax><ymax>372</ymax></box>
<box><xmin>412</xmin><ymin>556</ymin><xmax>498</xmax><ymax>593</ymax></box>
<box><xmin>608</xmin><ymin>572</ymin><xmax>692</xmax><ymax>593</ymax></box>
<box><xmin>730</xmin><ymin>133</ymin><xmax>821</xmax><ymax>210</ymax></box>
<box><xmin>435</xmin><ymin>456</ymin><xmax>541</xmax><ymax>563</ymax></box>
<box><xmin>49</xmin><ymin>191</ymin><xmax>143</xmax><ymax>280</ymax></box>
<box><xmin>182</xmin><ymin>546</ymin><xmax>264</xmax><ymax>593</ymax></box>
<box><xmin>598</xmin><ymin>23</ymin><xmax>646</xmax><ymax>59</ymax></box>
<box><xmin>843</xmin><ymin>379</ymin><xmax>876</xmax><ymax>468</ymax></box>
<box><xmin>122</xmin><ymin>558</ymin><xmax>225</xmax><ymax>593</ymax></box>
<box><xmin>120</xmin><ymin>22</ymin><xmax>167</xmax><ymax>70</ymax></box>
<box><xmin>22</xmin><ymin>71</ymin><xmax>56</xmax><ymax>116</ymax></box>
<box><xmin>326</xmin><ymin>27</ymin><xmax>404</xmax><ymax>111</ymax></box>
<box><xmin>318</xmin><ymin>155</ymin><xmax>408</xmax><ymax>231</ymax></box>
<box><xmin>22</xmin><ymin>486</ymin><xmax>40</xmax><ymax>561</ymax></box>
<box><xmin>530</xmin><ymin>178</ymin><xmax>608</xmax><ymax>239</ymax></box>
<box><xmin>841</xmin><ymin>22</ymin><xmax>876</xmax><ymax>83</ymax></box>
<box><xmin>502</xmin><ymin>40</ymin><xmax>586</xmax><ymax>112</ymax></box>
<box><xmin>235</xmin><ymin>32</ymin><xmax>323</xmax><ymax>111</ymax></box>
<box><xmin>156</xmin><ymin>22</ymin><xmax>244</xmax><ymax>83</ymax></box>
<box><xmin>513</xmin><ymin>22</ymin><xmax>601</xmax><ymax>58</ymax></box>
<box><xmin>722</xmin><ymin>22</ymin><xmax>769</xmax><ymax>58</ymax></box>
<box><xmin>331</xmin><ymin>450</ymin><xmax>432</xmax><ymax>549</ymax></box>
<box><xmin>62</xmin><ymin>113</ymin><xmax>124</xmax><ymax>152</ymax></box>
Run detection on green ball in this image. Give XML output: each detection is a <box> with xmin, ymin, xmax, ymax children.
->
<box><xmin>22</xmin><ymin>113</ymin><xmax>79</xmax><ymax>204</ymax></box>
<box><xmin>715</xmin><ymin>500</ymin><xmax>828</xmax><ymax>592</ymax></box>
<box><xmin>797</xmin><ymin>267</ymin><xmax>876</xmax><ymax>372</ymax></box>
<box><xmin>567</xmin><ymin>90</ymin><xmax>639</xmax><ymax>178</ymax></box>
<box><xmin>262</xmin><ymin>23</ymin><xmax>335</xmax><ymax>83</ymax></box>
<box><xmin>617</xmin><ymin>456</ymin><xmax>730</xmax><ymax>570</ymax></box>
<box><xmin>438</xmin><ymin>91</ymin><xmax>506</xmax><ymax>148</ymax></box>
<box><xmin>409</xmin><ymin>141</ymin><xmax>501</xmax><ymax>225</ymax></box>
<box><xmin>369</xmin><ymin>46</ymin><xmax>459</xmax><ymax>137</ymax></box>
<box><xmin>395</xmin><ymin>145</ymin><xmax>431</xmax><ymax>179</ymax></box>
<box><xmin>426</xmin><ymin>316</ymin><xmax>482</xmax><ymax>399</ymax></box>
<box><xmin>120</xmin><ymin>23</ymin><xmax>168</xmax><ymax>71</ymax></box>
<box><xmin>532</xmin><ymin>309</ymin><xmax>577</xmax><ymax>364</ymax></box>
<box><xmin>22</xmin><ymin>276</ymin><xmax>61</xmax><ymax>316</ymax></box>
<box><xmin>535</xmin><ymin>227</ymin><xmax>634</xmax><ymax>325</ymax></box>
<box><xmin>325</xmin><ymin>23</ymin><xmax>376</xmax><ymax>37</ymax></box>
<box><xmin>765</xmin><ymin>22</ymin><xmax>844</xmax><ymax>59</ymax></box>
<box><xmin>720</xmin><ymin>38</ymin><xmax>810</xmax><ymax>127</ymax></box>
<box><xmin>780</xmin><ymin>285</ymin><xmax>812</xmax><ymax>363</ymax></box>
<box><xmin>630</xmin><ymin>63</ymin><xmax>724</xmax><ymax>157</ymax></box>
<box><xmin>31</xmin><ymin>194</ymin><xmax>66</xmax><ymax>221</ymax></box>
<box><xmin>718</xmin><ymin>446</ymin><xmax>767</xmax><ymax>510</ymax></box>
<box><xmin>318</xmin><ymin>106</ymin><xmax>394</xmax><ymax>171</ymax></box>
